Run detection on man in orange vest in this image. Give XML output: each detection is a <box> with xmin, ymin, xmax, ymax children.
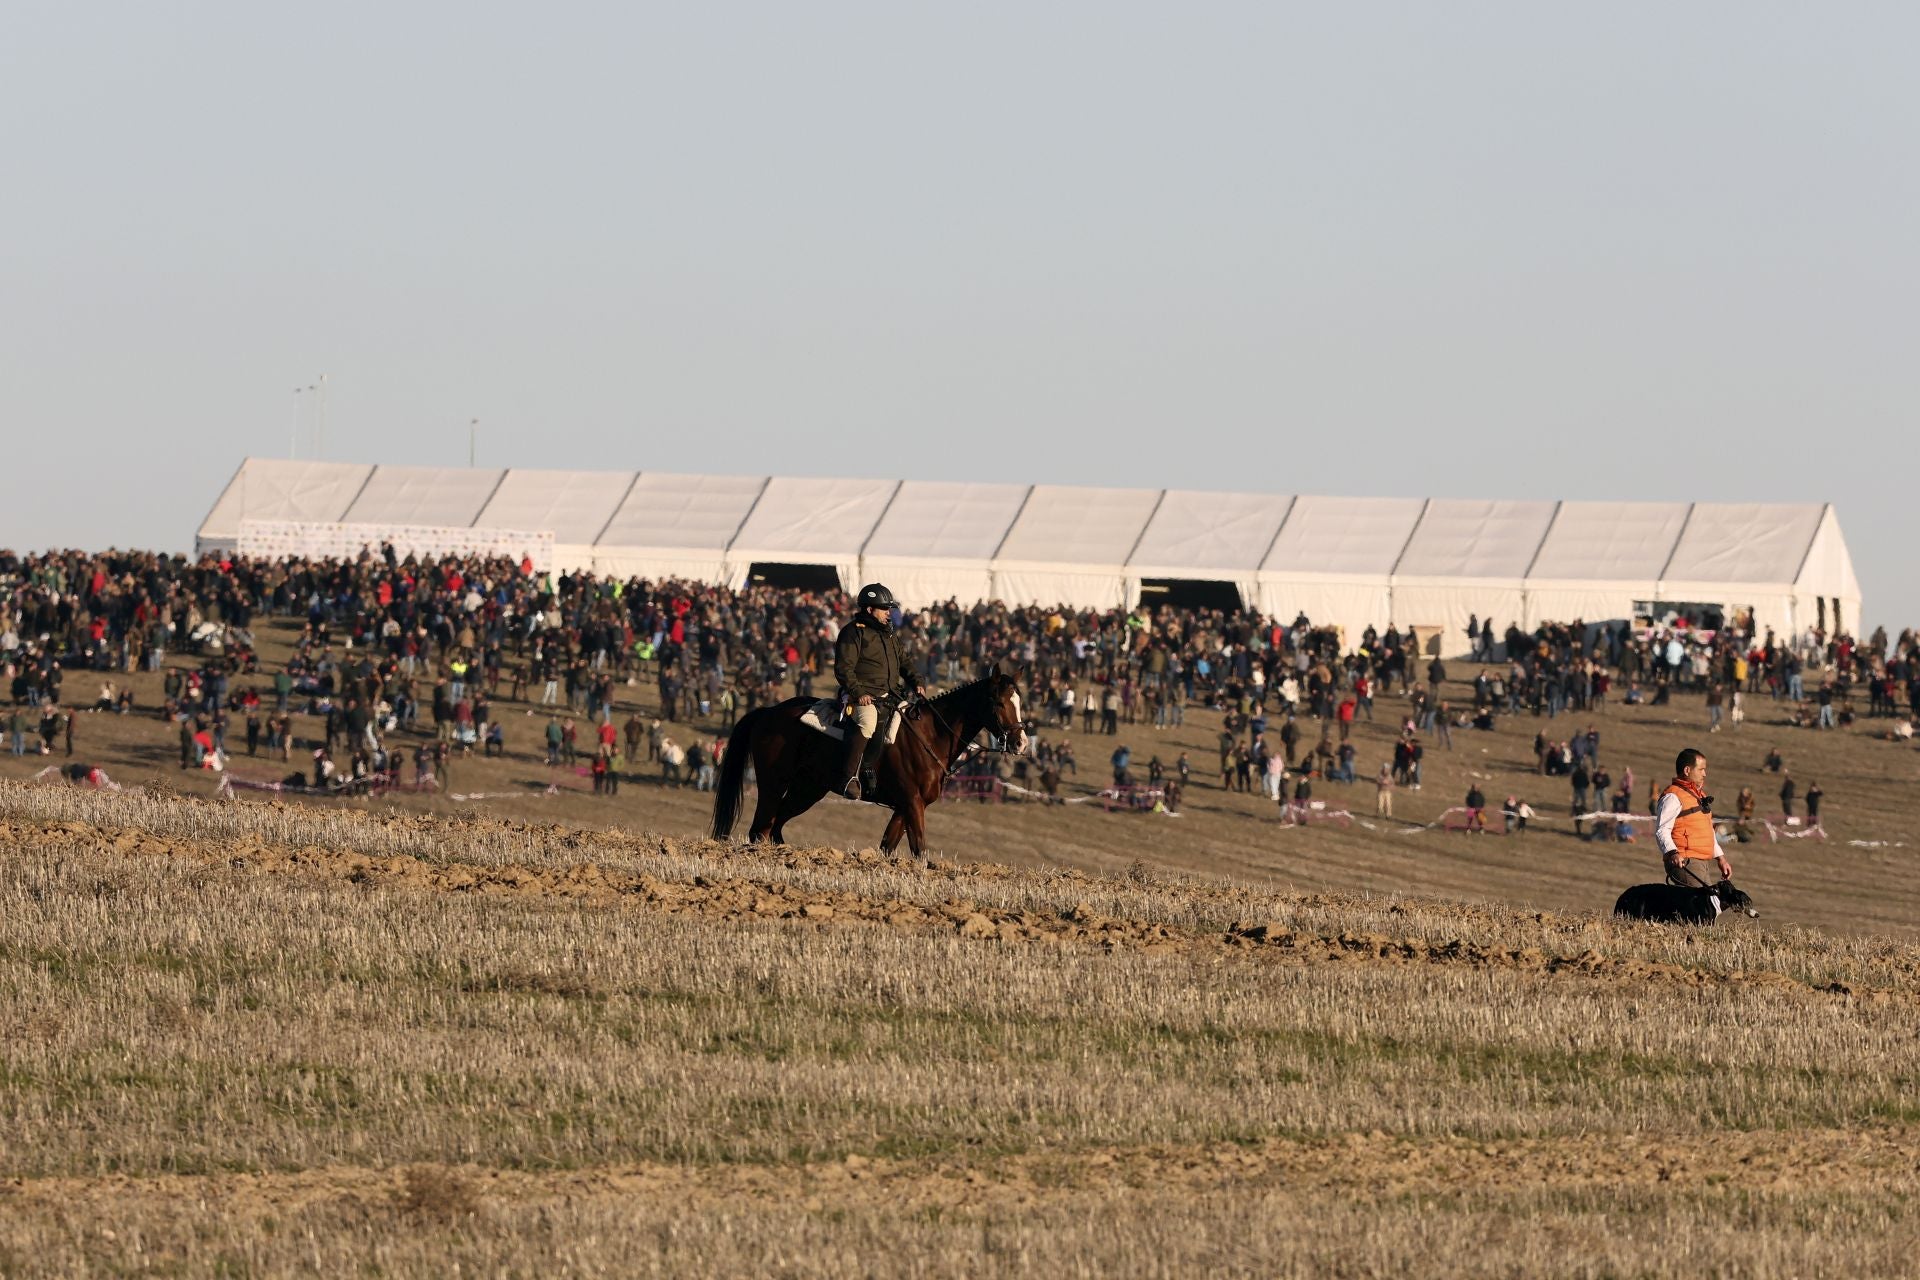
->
<box><xmin>1654</xmin><ymin>748</ymin><xmax>1733</xmax><ymax>890</ymax></box>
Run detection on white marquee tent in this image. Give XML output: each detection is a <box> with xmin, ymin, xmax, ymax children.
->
<box><xmin>591</xmin><ymin>472</ymin><xmax>767</xmax><ymax>584</ymax></box>
<box><xmin>340</xmin><ymin>465</ymin><xmax>506</xmax><ymax>529</ymax></box>
<box><xmin>197</xmin><ymin>460</ymin><xmax>1864</xmax><ymax>649</ymax></box>
<box><xmin>1256</xmin><ymin>496</ymin><xmax>1427</xmax><ymax>641</ymax></box>
<box><xmin>473</xmin><ymin>469</ymin><xmax>637</xmax><ymax>571</ymax></box>
<box><xmin>988</xmin><ymin>484</ymin><xmax>1162</xmax><ymax>611</ymax></box>
<box><xmin>1390</xmin><ymin>499</ymin><xmax>1560</xmax><ymax>657</ymax></box>
<box><xmin>1521</xmin><ymin>501</ymin><xmax>1694</xmax><ymax>632</ymax></box>
<box><xmin>859</xmin><ymin>481</ymin><xmax>1032</xmax><ymax>608</ymax></box>
<box><xmin>723</xmin><ymin>477</ymin><xmax>901</xmax><ymax>591</ymax></box>
<box><xmin>196</xmin><ymin>459</ymin><xmax>376</xmax><ymax>552</ymax></box>
<box><xmin>1126</xmin><ymin>490</ymin><xmax>1295</xmax><ymax>608</ymax></box>
<box><xmin>1658</xmin><ymin>503</ymin><xmax>1861</xmax><ymax>640</ymax></box>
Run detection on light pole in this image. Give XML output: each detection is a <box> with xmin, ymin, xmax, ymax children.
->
<box><xmin>315</xmin><ymin>374</ymin><xmax>328</xmax><ymax>458</ymax></box>
<box><xmin>469</xmin><ymin>419</ymin><xmax>478</xmax><ymax>466</ymax></box>
<box><xmin>292</xmin><ymin>387</ymin><xmax>302</xmax><ymax>458</ymax></box>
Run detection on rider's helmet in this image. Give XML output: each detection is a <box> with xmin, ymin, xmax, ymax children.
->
<box><xmin>857</xmin><ymin>583</ymin><xmax>898</xmax><ymax>611</ymax></box>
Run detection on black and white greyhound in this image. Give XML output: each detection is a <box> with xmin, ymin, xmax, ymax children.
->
<box><xmin>1614</xmin><ymin>880</ymin><xmax>1759</xmax><ymax>925</ymax></box>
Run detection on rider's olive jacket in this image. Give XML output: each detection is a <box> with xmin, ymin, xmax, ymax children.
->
<box><xmin>835</xmin><ymin>614</ymin><xmax>910</xmax><ymax>699</ymax></box>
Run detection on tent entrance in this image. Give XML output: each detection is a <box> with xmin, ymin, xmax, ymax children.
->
<box><xmin>747</xmin><ymin>562</ymin><xmax>842</xmax><ymax>592</ymax></box>
<box><xmin>1634</xmin><ymin>600</ymin><xmax>1728</xmax><ymax>632</ymax></box>
<box><xmin>1138</xmin><ymin>578</ymin><xmax>1243</xmax><ymax>611</ymax></box>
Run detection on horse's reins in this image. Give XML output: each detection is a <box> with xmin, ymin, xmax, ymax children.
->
<box><xmin>900</xmin><ymin>695</ymin><xmax>972</xmax><ymax>775</ymax></box>
<box><xmin>902</xmin><ymin>692</ymin><xmax>1010</xmax><ymax>776</ymax></box>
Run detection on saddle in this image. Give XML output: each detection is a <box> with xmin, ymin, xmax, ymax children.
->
<box><xmin>798</xmin><ymin>699</ymin><xmax>904</xmax><ymax>745</ymax></box>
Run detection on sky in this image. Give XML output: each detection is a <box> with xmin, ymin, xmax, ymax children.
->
<box><xmin>2</xmin><ymin>3</ymin><xmax>1912</xmax><ymax>627</ymax></box>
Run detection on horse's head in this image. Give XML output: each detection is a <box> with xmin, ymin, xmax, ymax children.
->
<box><xmin>1714</xmin><ymin>880</ymin><xmax>1760</xmax><ymax>919</ymax></box>
<box><xmin>984</xmin><ymin>665</ymin><xmax>1031</xmax><ymax>755</ymax></box>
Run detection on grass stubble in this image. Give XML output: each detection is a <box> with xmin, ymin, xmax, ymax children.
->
<box><xmin>1</xmin><ymin>784</ymin><xmax>1917</xmax><ymax>1277</ymax></box>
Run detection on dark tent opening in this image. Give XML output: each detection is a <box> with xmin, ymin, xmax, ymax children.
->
<box><xmin>746</xmin><ymin>562</ymin><xmax>842</xmax><ymax>592</ymax></box>
<box><xmin>1137</xmin><ymin>578</ymin><xmax>1243</xmax><ymax>611</ymax></box>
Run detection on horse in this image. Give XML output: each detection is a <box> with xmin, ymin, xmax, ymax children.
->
<box><xmin>710</xmin><ymin>667</ymin><xmax>1030</xmax><ymax>856</ymax></box>
<box><xmin>1613</xmin><ymin>880</ymin><xmax>1759</xmax><ymax>925</ymax></box>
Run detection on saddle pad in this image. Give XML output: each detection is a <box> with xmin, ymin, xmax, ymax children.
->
<box><xmin>798</xmin><ymin>699</ymin><xmax>903</xmax><ymax>744</ymax></box>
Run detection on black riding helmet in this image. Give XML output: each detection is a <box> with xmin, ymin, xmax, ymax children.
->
<box><xmin>857</xmin><ymin>583</ymin><xmax>897</xmax><ymax>611</ymax></box>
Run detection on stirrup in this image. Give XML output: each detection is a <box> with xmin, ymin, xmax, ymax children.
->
<box><xmin>840</xmin><ymin>776</ymin><xmax>862</xmax><ymax>801</ymax></box>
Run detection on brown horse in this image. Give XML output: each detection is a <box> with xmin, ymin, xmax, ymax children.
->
<box><xmin>710</xmin><ymin>668</ymin><xmax>1030</xmax><ymax>856</ymax></box>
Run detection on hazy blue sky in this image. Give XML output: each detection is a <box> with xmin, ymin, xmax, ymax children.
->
<box><xmin>3</xmin><ymin>3</ymin><xmax>1912</xmax><ymax>626</ymax></box>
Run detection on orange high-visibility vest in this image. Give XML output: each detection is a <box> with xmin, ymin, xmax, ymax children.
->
<box><xmin>1661</xmin><ymin>784</ymin><xmax>1717</xmax><ymax>860</ymax></box>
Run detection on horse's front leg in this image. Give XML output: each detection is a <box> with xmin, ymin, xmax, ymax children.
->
<box><xmin>902</xmin><ymin>800</ymin><xmax>928</xmax><ymax>864</ymax></box>
<box><xmin>879</xmin><ymin>811</ymin><xmax>906</xmax><ymax>853</ymax></box>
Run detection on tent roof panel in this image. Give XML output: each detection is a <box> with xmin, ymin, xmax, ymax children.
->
<box><xmin>199</xmin><ymin>459</ymin><xmax>374</xmax><ymax>539</ymax></box>
<box><xmin>992</xmin><ymin>485</ymin><xmax>1161</xmax><ymax>566</ymax></box>
<box><xmin>1128</xmin><ymin>491</ymin><xmax>1294</xmax><ymax>573</ymax></box>
<box><xmin>1664</xmin><ymin>503</ymin><xmax>1826</xmax><ymax>586</ymax></box>
<box><xmin>474</xmin><ymin>470</ymin><xmax>636</xmax><ymax>545</ymax></box>
<box><xmin>1395</xmin><ymin>499</ymin><xmax>1559</xmax><ymax>580</ymax></box>
<box><xmin>1261</xmin><ymin>496</ymin><xmax>1426</xmax><ymax>576</ymax></box>
<box><xmin>1526</xmin><ymin>501</ymin><xmax>1691</xmax><ymax>582</ymax></box>
<box><xmin>727</xmin><ymin>476</ymin><xmax>899</xmax><ymax>559</ymax></box>
<box><xmin>596</xmin><ymin>472</ymin><xmax>766</xmax><ymax>552</ymax></box>
<box><xmin>340</xmin><ymin>466</ymin><xmax>505</xmax><ymax>527</ymax></box>
<box><xmin>861</xmin><ymin>481</ymin><xmax>1031</xmax><ymax>562</ymax></box>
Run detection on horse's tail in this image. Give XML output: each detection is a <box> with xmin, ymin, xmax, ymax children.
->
<box><xmin>710</xmin><ymin>709</ymin><xmax>764</xmax><ymax>841</ymax></box>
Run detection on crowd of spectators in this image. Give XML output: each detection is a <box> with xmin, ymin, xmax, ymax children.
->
<box><xmin>0</xmin><ymin>546</ymin><xmax>1905</xmax><ymax>823</ymax></box>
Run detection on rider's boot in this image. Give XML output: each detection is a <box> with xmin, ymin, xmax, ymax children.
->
<box><xmin>839</xmin><ymin>730</ymin><xmax>868</xmax><ymax>801</ymax></box>
<box><xmin>858</xmin><ymin>721</ymin><xmax>888</xmax><ymax>797</ymax></box>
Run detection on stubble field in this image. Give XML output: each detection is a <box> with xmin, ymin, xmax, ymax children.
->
<box><xmin>3</xmin><ymin>782</ymin><xmax>1918</xmax><ymax>1277</ymax></box>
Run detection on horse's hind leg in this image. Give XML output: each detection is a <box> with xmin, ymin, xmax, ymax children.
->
<box><xmin>747</xmin><ymin>788</ymin><xmax>783</xmax><ymax>843</ymax></box>
<box><xmin>770</xmin><ymin>782</ymin><xmax>828</xmax><ymax>845</ymax></box>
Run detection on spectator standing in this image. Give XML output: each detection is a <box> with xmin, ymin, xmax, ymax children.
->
<box><xmin>1374</xmin><ymin>763</ymin><xmax>1394</xmax><ymax>817</ymax></box>
<box><xmin>1779</xmin><ymin>772</ymin><xmax>1796</xmax><ymax>817</ymax></box>
<box><xmin>1805</xmin><ymin>781</ymin><xmax>1824</xmax><ymax>822</ymax></box>
<box><xmin>1263</xmin><ymin>751</ymin><xmax>1285</xmax><ymax>802</ymax></box>
<box><xmin>1571</xmin><ymin>759</ymin><xmax>1590</xmax><ymax>835</ymax></box>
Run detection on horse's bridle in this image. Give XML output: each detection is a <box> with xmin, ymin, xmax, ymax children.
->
<box><xmin>903</xmin><ymin>692</ymin><xmax>1018</xmax><ymax>776</ymax></box>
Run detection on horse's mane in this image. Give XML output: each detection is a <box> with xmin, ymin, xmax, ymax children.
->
<box><xmin>910</xmin><ymin>671</ymin><xmax>1005</xmax><ymax>722</ymax></box>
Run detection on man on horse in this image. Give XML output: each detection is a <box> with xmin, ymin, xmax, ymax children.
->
<box><xmin>836</xmin><ymin>583</ymin><xmax>923</xmax><ymax>801</ymax></box>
